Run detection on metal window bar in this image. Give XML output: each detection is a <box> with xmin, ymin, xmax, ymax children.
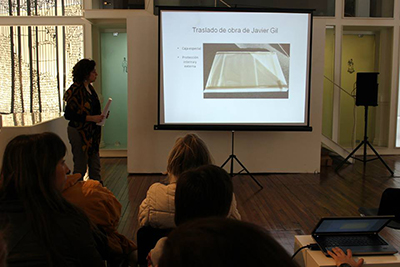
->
<box><xmin>62</xmin><ymin>26</ymin><xmax>66</xmax><ymax>111</ymax></box>
<box><xmin>28</xmin><ymin>26</ymin><xmax>33</xmax><ymax>112</ymax></box>
<box><xmin>35</xmin><ymin>26</ymin><xmax>42</xmax><ymax>112</ymax></box>
<box><xmin>55</xmin><ymin>26</ymin><xmax>61</xmax><ymax>112</ymax></box>
<box><xmin>17</xmin><ymin>26</ymin><xmax>24</xmax><ymax>112</ymax></box>
<box><xmin>10</xmin><ymin>27</ymin><xmax>15</xmax><ymax>113</ymax></box>
<box><xmin>26</xmin><ymin>0</ymin><xmax>30</xmax><ymax>15</ymax></box>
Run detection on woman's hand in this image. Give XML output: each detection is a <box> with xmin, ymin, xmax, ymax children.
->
<box><xmin>327</xmin><ymin>247</ymin><xmax>364</xmax><ymax>267</ymax></box>
<box><xmin>86</xmin><ymin>115</ymin><xmax>105</xmax><ymax>123</ymax></box>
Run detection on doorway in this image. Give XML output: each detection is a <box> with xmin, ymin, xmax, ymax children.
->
<box><xmin>100</xmin><ymin>31</ymin><xmax>128</xmax><ymax>150</ymax></box>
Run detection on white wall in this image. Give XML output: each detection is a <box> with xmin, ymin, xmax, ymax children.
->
<box><xmin>0</xmin><ymin>117</ymin><xmax>73</xmax><ymax>171</ymax></box>
<box><xmin>127</xmin><ymin>13</ymin><xmax>325</xmax><ymax>174</ymax></box>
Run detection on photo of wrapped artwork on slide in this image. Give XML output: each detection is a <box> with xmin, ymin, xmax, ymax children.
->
<box><xmin>203</xmin><ymin>43</ymin><xmax>290</xmax><ymax>99</ymax></box>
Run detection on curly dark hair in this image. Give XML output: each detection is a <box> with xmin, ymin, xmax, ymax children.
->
<box><xmin>72</xmin><ymin>59</ymin><xmax>96</xmax><ymax>83</ymax></box>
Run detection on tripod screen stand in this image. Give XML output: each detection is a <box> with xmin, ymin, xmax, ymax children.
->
<box><xmin>335</xmin><ymin>106</ymin><xmax>393</xmax><ymax>175</ymax></box>
<box><xmin>221</xmin><ymin>131</ymin><xmax>263</xmax><ymax>189</ymax></box>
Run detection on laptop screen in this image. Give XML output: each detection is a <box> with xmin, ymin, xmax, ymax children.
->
<box><xmin>314</xmin><ymin>218</ymin><xmax>390</xmax><ymax>234</ymax></box>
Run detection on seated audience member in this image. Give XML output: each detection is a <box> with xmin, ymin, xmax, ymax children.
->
<box><xmin>62</xmin><ymin>173</ymin><xmax>137</xmax><ymax>265</ymax></box>
<box><xmin>158</xmin><ymin>218</ymin><xmax>363</xmax><ymax>267</ymax></box>
<box><xmin>159</xmin><ymin>218</ymin><xmax>297</xmax><ymax>267</ymax></box>
<box><xmin>148</xmin><ymin>164</ymin><xmax>234</xmax><ymax>266</ymax></box>
<box><xmin>138</xmin><ymin>134</ymin><xmax>241</xmax><ymax>229</ymax></box>
<box><xmin>328</xmin><ymin>247</ymin><xmax>364</xmax><ymax>267</ymax></box>
<box><xmin>0</xmin><ymin>133</ymin><xmax>104</xmax><ymax>266</ymax></box>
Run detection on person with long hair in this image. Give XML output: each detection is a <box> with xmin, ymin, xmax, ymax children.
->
<box><xmin>138</xmin><ymin>133</ymin><xmax>241</xmax><ymax>229</ymax></box>
<box><xmin>0</xmin><ymin>132</ymin><xmax>104</xmax><ymax>266</ymax></box>
<box><xmin>148</xmin><ymin>164</ymin><xmax>234</xmax><ymax>266</ymax></box>
<box><xmin>64</xmin><ymin>58</ymin><xmax>104</xmax><ymax>182</ymax></box>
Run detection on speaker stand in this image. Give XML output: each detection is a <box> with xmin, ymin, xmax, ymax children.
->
<box><xmin>221</xmin><ymin>131</ymin><xmax>263</xmax><ymax>189</ymax></box>
<box><xmin>336</xmin><ymin>106</ymin><xmax>393</xmax><ymax>176</ymax></box>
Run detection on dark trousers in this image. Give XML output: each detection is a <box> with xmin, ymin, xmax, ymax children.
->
<box><xmin>68</xmin><ymin>126</ymin><xmax>102</xmax><ymax>181</ymax></box>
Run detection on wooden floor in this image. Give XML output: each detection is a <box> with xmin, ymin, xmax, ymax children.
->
<box><xmin>101</xmin><ymin>155</ymin><xmax>400</xmax><ymax>255</ymax></box>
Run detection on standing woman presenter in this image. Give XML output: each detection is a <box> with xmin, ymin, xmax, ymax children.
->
<box><xmin>64</xmin><ymin>59</ymin><xmax>104</xmax><ymax>182</ymax></box>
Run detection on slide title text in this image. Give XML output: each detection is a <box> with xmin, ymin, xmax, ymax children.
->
<box><xmin>192</xmin><ymin>27</ymin><xmax>279</xmax><ymax>34</ymax></box>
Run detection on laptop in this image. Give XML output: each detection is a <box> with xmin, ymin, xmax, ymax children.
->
<box><xmin>312</xmin><ymin>216</ymin><xmax>398</xmax><ymax>256</ymax></box>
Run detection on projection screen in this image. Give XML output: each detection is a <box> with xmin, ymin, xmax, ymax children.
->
<box><xmin>156</xmin><ymin>7</ymin><xmax>313</xmax><ymax>131</ymax></box>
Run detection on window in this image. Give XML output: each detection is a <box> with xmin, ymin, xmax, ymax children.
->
<box><xmin>344</xmin><ymin>0</ymin><xmax>394</xmax><ymax>17</ymax></box>
<box><xmin>0</xmin><ymin>0</ymin><xmax>82</xmax><ymax>16</ymax></box>
<box><xmin>0</xmin><ymin>25</ymin><xmax>83</xmax><ymax>113</ymax></box>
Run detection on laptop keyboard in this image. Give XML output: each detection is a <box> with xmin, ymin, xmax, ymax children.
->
<box><xmin>320</xmin><ymin>235</ymin><xmax>387</xmax><ymax>247</ymax></box>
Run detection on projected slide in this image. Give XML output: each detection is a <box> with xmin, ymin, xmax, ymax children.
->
<box><xmin>203</xmin><ymin>43</ymin><xmax>290</xmax><ymax>98</ymax></box>
<box><xmin>159</xmin><ymin>9</ymin><xmax>311</xmax><ymax>127</ymax></box>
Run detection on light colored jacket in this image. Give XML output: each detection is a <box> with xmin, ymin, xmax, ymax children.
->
<box><xmin>62</xmin><ymin>174</ymin><xmax>137</xmax><ymax>256</ymax></box>
<box><xmin>138</xmin><ymin>182</ymin><xmax>241</xmax><ymax>229</ymax></box>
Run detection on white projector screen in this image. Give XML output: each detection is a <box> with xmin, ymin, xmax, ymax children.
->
<box><xmin>156</xmin><ymin>7</ymin><xmax>313</xmax><ymax>131</ymax></box>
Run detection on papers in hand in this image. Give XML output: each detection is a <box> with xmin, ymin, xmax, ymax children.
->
<box><xmin>97</xmin><ymin>98</ymin><xmax>112</xmax><ymax>126</ymax></box>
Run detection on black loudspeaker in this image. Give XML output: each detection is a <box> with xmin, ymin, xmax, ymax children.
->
<box><xmin>356</xmin><ymin>72</ymin><xmax>379</xmax><ymax>106</ymax></box>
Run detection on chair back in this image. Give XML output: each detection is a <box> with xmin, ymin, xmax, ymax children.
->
<box><xmin>137</xmin><ymin>226</ymin><xmax>172</xmax><ymax>266</ymax></box>
<box><xmin>359</xmin><ymin>188</ymin><xmax>400</xmax><ymax>229</ymax></box>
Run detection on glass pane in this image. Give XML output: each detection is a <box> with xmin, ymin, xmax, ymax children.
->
<box><xmin>345</xmin><ymin>0</ymin><xmax>393</xmax><ymax>17</ymax></box>
<box><xmin>152</xmin><ymin>0</ymin><xmax>334</xmax><ymax>16</ymax></box>
<box><xmin>322</xmin><ymin>26</ymin><xmax>335</xmax><ymax>139</ymax></box>
<box><xmin>0</xmin><ymin>27</ymin><xmax>12</xmax><ymax>113</ymax></box>
<box><xmin>101</xmin><ymin>32</ymin><xmax>128</xmax><ymax>150</ymax></box>
<box><xmin>0</xmin><ymin>0</ymin><xmax>82</xmax><ymax>16</ymax></box>
<box><xmin>316</xmin><ymin>0</ymin><xmax>335</xmax><ymax>16</ymax></box>
<box><xmin>100</xmin><ymin>0</ymin><xmax>144</xmax><ymax>9</ymax></box>
<box><xmin>0</xmin><ymin>25</ymin><xmax>83</xmax><ymax>114</ymax></box>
